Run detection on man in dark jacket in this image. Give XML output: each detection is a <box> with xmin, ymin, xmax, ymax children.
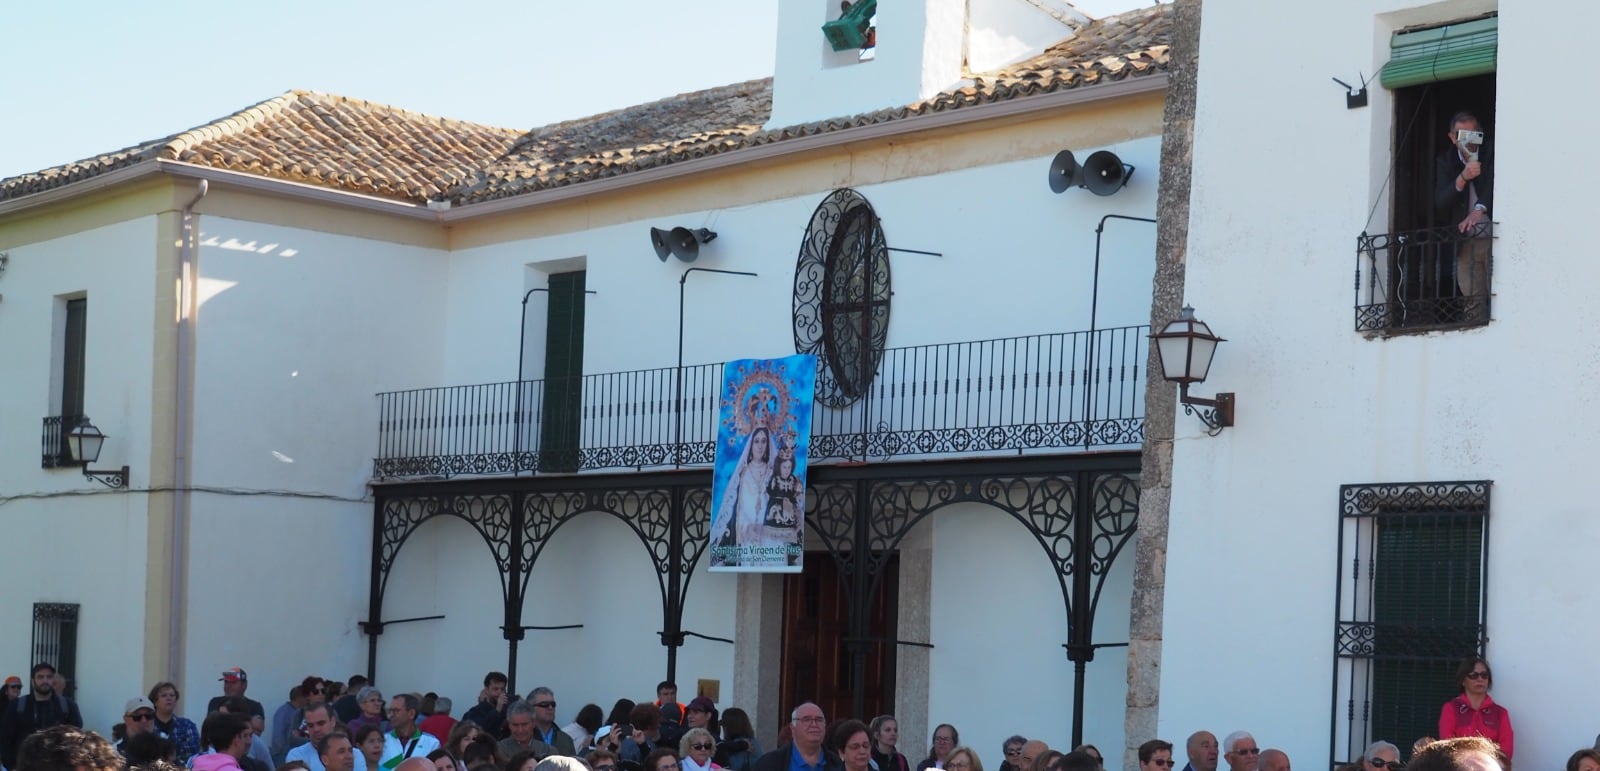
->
<box><xmin>462</xmin><ymin>672</ymin><xmax>510</xmax><ymax>739</ymax></box>
<box><xmin>752</xmin><ymin>703</ymin><xmax>840</xmax><ymax>771</ymax></box>
<box><xmin>0</xmin><ymin>663</ymin><xmax>84</xmax><ymax>769</ymax></box>
<box><xmin>1435</xmin><ymin>110</ymin><xmax>1494</xmax><ymax>301</ymax></box>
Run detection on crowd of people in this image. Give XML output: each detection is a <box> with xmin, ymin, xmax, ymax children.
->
<box><xmin>0</xmin><ymin>657</ymin><xmax>1592</xmax><ymax>771</ymax></box>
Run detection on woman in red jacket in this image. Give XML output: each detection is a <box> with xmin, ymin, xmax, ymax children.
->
<box><xmin>1438</xmin><ymin>656</ymin><xmax>1514</xmax><ymax>759</ymax></box>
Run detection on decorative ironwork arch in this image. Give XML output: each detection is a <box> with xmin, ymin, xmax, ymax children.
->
<box><xmin>375</xmin><ymin>494</ymin><xmax>516</xmax><ymax>604</ymax></box>
<box><xmin>800</xmin><ymin>462</ymin><xmax>1140</xmax><ymax>745</ymax></box>
<box><xmin>365</xmin><ymin>454</ymin><xmax>1137</xmax><ymax>738</ymax></box>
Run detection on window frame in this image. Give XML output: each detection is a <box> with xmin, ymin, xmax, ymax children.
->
<box><xmin>1331</xmin><ymin>481</ymin><xmax>1491</xmax><ymax>766</ymax></box>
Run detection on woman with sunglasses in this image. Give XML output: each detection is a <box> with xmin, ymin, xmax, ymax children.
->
<box><xmin>1138</xmin><ymin>740</ymin><xmax>1175</xmax><ymax>771</ymax></box>
<box><xmin>1357</xmin><ymin>741</ymin><xmax>1401</xmax><ymax>771</ymax></box>
<box><xmin>681</xmin><ymin>727</ymin><xmax>722</xmax><ymax>771</ymax></box>
<box><xmin>1438</xmin><ymin>656</ymin><xmax>1514</xmax><ymax>759</ymax></box>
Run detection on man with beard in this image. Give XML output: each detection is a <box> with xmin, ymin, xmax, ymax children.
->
<box><xmin>0</xmin><ymin>663</ymin><xmax>82</xmax><ymax>769</ymax></box>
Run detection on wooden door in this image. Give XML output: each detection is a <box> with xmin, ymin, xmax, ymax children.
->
<box><xmin>779</xmin><ymin>553</ymin><xmax>898</xmax><ymax>725</ymax></box>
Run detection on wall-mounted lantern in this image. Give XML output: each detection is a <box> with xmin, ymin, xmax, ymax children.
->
<box><xmin>65</xmin><ymin>419</ymin><xmax>129</xmax><ymax>488</ymax></box>
<box><xmin>1151</xmin><ymin>306</ymin><xmax>1235</xmax><ymax>433</ymax></box>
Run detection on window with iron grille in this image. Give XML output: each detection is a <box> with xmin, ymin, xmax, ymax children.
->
<box><xmin>1332</xmin><ymin>482</ymin><xmax>1489</xmax><ymax>765</ymax></box>
<box><xmin>31</xmin><ymin>603</ymin><xmax>79</xmax><ymax>699</ymax></box>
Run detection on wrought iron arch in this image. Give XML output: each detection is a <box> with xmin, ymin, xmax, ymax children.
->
<box><xmin>518</xmin><ymin>489</ymin><xmax>676</xmax><ymax>601</ymax></box>
<box><xmin>800</xmin><ymin>463</ymin><xmax>1140</xmax><ymax>745</ymax></box>
<box><xmin>376</xmin><ymin>494</ymin><xmax>516</xmax><ymax>605</ymax></box>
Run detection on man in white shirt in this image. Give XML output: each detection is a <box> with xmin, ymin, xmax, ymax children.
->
<box><xmin>286</xmin><ymin>704</ymin><xmax>366</xmax><ymax>771</ymax></box>
<box><xmin>381</xmin><ymin>695</ymin><xmax>439</xmax><ymax>770</ymax></box>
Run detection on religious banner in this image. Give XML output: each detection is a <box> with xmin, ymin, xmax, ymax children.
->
<box><xmin>708</xmin><ymin>354</ymin><xmax>817</xmax><ymax>573</ymax></box>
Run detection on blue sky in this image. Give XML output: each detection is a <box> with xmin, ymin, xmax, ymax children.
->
<box><xmin>0</xmin><ymin>0</ymin><xmax>1152</xmax><ymax>180</ymax></box>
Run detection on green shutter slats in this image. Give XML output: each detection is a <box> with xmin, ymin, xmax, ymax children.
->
<box><xmin>1380</xmin><ymin>15</ymin><xmax>1498</xmax><ymax>89</ymax></box>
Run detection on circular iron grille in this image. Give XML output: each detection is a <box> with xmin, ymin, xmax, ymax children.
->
<box><xmin>792</xmin><ymin>189</ymin><xmax>891</xmax><ymax>407</ymax></box>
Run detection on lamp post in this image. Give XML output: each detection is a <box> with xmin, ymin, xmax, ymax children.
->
<box><xmin>65</xmin><ymin>419</ymin><xmax>129</xmax><ymax>488</ymax></box>
<box><xmin>674</xmin><ymin>268</ymin><xmax>758</xmax><ymax>466</ymax></box>
<box><xmin>1082</xmin><ymin>214</ymin><xmax>1156</xmax><ymax>447</ymax></box>
<box><xmin>1150</xmin><ymin>305</ymin><xmax>1235</xmax><ymax>432</ymax></box>
<box><xmin>514</xmin><ymin>285</ymin><xmax>597</xmax><ymax>476</ymax></box>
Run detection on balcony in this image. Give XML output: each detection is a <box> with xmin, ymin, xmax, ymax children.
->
<box><xmin>41</xmin><ymin>414</ymin><xmax>84</xmax><ymax>468</ymax></box>
<box><xmin>374</xmin><ymin>327</ymin><xmax>1149</xmax><ymax>479</ymax></box>
<box><xmin>1356</xmin><ymin>223</ymin><xmax>1494</xmax><ymax>333</ymax></box>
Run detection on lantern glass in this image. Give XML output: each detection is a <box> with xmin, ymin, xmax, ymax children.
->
<box><xmin>67</xmin><ymin>421</ymin><xmax>106</xmax><ymax>464</ymax></box>
<box><xmin>1152</xmin><ymin>306</ymin><xmax>1224</xmax><ymax>384</ymax></box>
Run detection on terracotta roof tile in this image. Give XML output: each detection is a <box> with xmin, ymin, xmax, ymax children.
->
<box><xmin>1</xmin><ymin>5</ymin><xmax>1169</xmax><ymax>207</ymax></box>
<box><xmin>0</xmin><ymin>91</ymin><xmax>523</xmax><ymax>204</ymax></box>
<box><xmin>452</xmin><ymin>5</ymin><xmax>1169</xmax><ymax>204</ymax></box>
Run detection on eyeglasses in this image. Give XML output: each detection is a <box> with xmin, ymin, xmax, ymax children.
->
<box><xmin>692</xmin><ymin>744</ymin><xmax>715</xmax><ymax>751</ymax></box>
<box><xmin>129</xmin><ymin>712</ymin><xmax>156</xmax><ymax>721</ymax></box>
<box><xmin>1465</xmin><ymin>671</ymin><xmax>1490</xmax><ymax>680</ymax></box>
<box><xmin>948</xmin><ymin>764</ymin><xmax>971</xmax><ymax>771</ymax></box>
<box><xmin>1232</xmin><ymin>749</ymin><xmax>1260</xmax><ymax>756</ymax></box>
<box><xmin>1006</xmin><ymin>750</ymin><xmax>1024</xmax><ymax>758</ymax></box>
<box><xmin>1151</xmin><ymin>762</ymin><xmax>1176</xmax><ymax>768</ymax></box>
<box><xmin>534</xmin><ymin>701</ymin><xmax>557</xmax><ymax>709</ymax></box>
<box><xmin>795</xmin><ymin>716</ymin><xmax>826</xmax><ymax>725</ymax></box>
<box><xmin>1369</xmin><ymin>761</ymin><xmax>1401</xmax><ymax>770</ymax></box>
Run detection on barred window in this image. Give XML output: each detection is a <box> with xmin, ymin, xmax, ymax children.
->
<box><xmin>1332</xmin><ymin>482</ymin><xmax>1489</xmax><ymax>763</ymax></box>
<box><xmin>32</xmin><ymin>603</ymin><xmax>80</xmax><ymax>698</ymax></box>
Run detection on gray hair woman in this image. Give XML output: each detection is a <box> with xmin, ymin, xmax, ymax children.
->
<box><xmin>681</xmin><ymin>728</ymin><xmax>720</xmax><ymax>771</ymax></box>
<box><xmin>348</xmin><ymin>687</ymin><xmax>389</xmax><ymax>735</ymax></box>
<box><xmin>1360</xmin><ymin>741</ymin><xmax>1402</xmax><ymax>771</ymax></box>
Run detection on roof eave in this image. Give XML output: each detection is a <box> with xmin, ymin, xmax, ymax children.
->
<box><xmin>440</xmin><ymin>72</ymin><xmax>1169</xmax><ymax>222</ymax></box>
<box><xmin>0</xmin><ymin>161</ymin><xmax>166</xmax><ymax>218</ymax></box>
<box><xmin>0</xmin><ymin>159</ymin><xmax>440</xmax><ymax>221</ymax></box>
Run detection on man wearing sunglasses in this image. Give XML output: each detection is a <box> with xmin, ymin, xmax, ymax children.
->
<box><xmin>527</xmin><ymin>688</ymin><xmax>575</xmax><ymax>756</ymax></box>
<box><xmin>1222</xmin><ymin>733</ymin><xmax>1259</xmax><ymax>771</ymax></box>
<box><xmin>116</xmin><ymin>698</ymin><xmax>164</xmax><ymax>756</ymax></box>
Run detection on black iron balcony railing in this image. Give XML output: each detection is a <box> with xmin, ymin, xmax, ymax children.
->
<box><xmin>1356</xmin><ymin>223</ymin><xmax>1494</xmax><ymax>332</ymax></box>
<box><xmin>374</xmin><ymin>326</ymin><xmax>1149</xmax><ymax>479</ymax></box>
<box><xmin>41</xmin><ymin>414</ymin><xmax>85</xmax><ymax>468</ymax></box>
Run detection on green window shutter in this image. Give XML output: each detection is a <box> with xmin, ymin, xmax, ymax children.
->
<box><xmin>1370</xmin><ymin>513</ymin><xmax>1486</xmax><ymax>752</ymax></box>
<box><xmin>539</xmin><ymin>271</ymin><xmax>586</xmax><ymax>473</ymax></box>
<box><xmin>1381</xmin><ymin>16</ymin><xmax>1497</xmax><ymax>89</ymax></box>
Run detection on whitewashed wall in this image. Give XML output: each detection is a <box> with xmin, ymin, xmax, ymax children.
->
<box><xmin>1162</xmin><ymin>3</ymin><xmax>1597</xmax><ymax>771</ymax></box>
<box><xmin>445</xmin><ymin>137</ymin><xmax>1160</xmax><ymax>388</ymax></box>
<box><xmin>927</xmin><ymin>502</ymin><xmax>1135</xmax><ymax>762</ymax></box>
<box><xmin>0</xmin><ymin>217</ymin><xmax>160</xmax><ymax>735</ymax></box>
<box><xmin>377</xmin><ymin>512</ymin><xmax>739</xmax><ymax>725</ymax></box>
<box><xmin>182</xmin><ymin>216</ymin><xmax>451</xmax><ymax>725</ymax></box>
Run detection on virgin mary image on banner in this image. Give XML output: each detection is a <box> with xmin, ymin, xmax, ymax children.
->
<box><xmin>709</xmin><ymin>354</ymin><xmax>817</xmax><ymax>573</ymax></box>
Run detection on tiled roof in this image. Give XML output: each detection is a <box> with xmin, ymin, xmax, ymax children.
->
<box><xmin>0</xmin><ymin>92</ymin><xmax>524</xmax><ymax>204</ymax></box>
<box><xmin>450</xmin><ymin>4</ymin><xmax>1170</xmax><ymax>204</ymax></box>
<box><xmin>1</xmin><ymin>5</ymin><xmax>1169</xmax><ymax>208</ymax></box>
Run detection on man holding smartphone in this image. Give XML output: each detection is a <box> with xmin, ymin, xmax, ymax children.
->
<box><xmin>1436</xmin><ymin>110</ymin><xmax>1494</xmax><ymax>300</ymax></box>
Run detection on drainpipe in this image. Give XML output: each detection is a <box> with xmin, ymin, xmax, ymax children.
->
<box><xmin>169</xmin><ymin>179</ymin><xmax>207</xmax><ymax>681</ymax></box>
